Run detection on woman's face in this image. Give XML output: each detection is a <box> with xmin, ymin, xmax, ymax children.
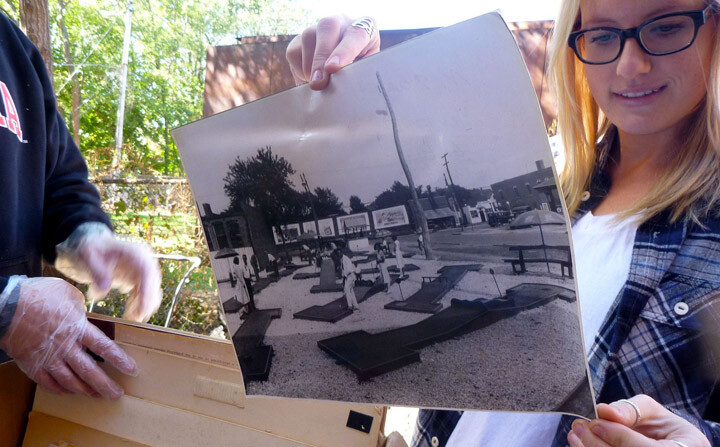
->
<box><xmin>580</xmin><ymin>0</ymin><xmax>717</xmax><ymax>138</ymax></box>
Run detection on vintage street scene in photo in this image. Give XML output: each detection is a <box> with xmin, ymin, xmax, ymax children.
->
<box><xmin>173</xmin><ymin>13</ymin><xmax>594</xmax><ymax>416</ymax></box>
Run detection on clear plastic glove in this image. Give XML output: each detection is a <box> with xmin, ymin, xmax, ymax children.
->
<box><xmin>0</xmin><ymin>276</ymin><xmax>138</xmax><ymax>399</ymax></box>
<box><xmin>568</xmin><ymin>395</ymin><xmax>711</xmax><ymax>447</ymax></box>
<box><xmin>55</xmin><ymin>222</ymin><xmax>162</xmax><ymax>323</ymax></box>
<box><xmin>286</xmin><ymin>14</ymin><xmax>380</xmax><ymax>90</ymax></box>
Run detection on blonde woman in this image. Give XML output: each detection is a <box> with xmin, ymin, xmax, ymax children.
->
<box><xmin>287</xmin><ymin>1</ymin><xmax>720</xmax><ymax>446</ymax></box>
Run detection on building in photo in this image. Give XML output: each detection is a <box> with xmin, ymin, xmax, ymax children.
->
<box><xmin>490</xmin><ymin>160</ymin><xmax>561</xmax><ymax>213</ymax></box>
<box><xmin>417</xmin><ymin>195</ymin><xmax>460</xmax><ymax>229</ymax></box>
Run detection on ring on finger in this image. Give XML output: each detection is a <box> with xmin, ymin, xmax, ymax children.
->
<box><xmin>618</xmin><ymin>398</ymin><xmax>642</xmax><ymax>427</ymax></box>
<box><xmin>671</xmin><ymin>441</ymin><xmax>689</xmax><ymax>447</ymax></box>
<box><xmin>351</xmin><ymin>17</ymin><xmax>375</xmax><ymax>38</ymax></box>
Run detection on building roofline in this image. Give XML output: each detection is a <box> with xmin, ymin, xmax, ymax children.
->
<box><xmin>229</xmin><ymin>21</ymin><xmax>553</xmax><ymax>46</ymax></box>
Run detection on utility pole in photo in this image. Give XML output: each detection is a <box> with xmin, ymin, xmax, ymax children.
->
<box><xmin>114</xmin><ymin>0</ymin><xmax>133</xmax><ymax>174</ymax></box>
<box><xmin>442</xmin><ymin>153</ymin><xmax>465</xmax><ymax>231</ymax></box>
<box><xmin>300</xmin><ymin>173</ymin><xmax>322</xmax><ymax>251</ymax></box>
<box><xmin>376</xmin><ymin>71</ymin><xmax>433</xmax><ymax>260</ymax></box>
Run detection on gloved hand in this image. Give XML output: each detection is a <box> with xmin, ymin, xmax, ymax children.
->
<box><xmin>55</xmin><ymin>222</ymin><xmax>162</xmax><ymax>323</ymax></box>
<box><xmin>378</xmin><ymin>431</ymin><xmax>409</xmax><ymax>447</ymax></box>
<box><xmin>0</xmin><ymin>276</ymin><xmax>138</xmax><ymax>399</ymax></box>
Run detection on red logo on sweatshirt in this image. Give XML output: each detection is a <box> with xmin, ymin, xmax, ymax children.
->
<box><xmin>0</xmin><ymin>81</ymin><xmax>23</xmax><ymax>142</ymax></box>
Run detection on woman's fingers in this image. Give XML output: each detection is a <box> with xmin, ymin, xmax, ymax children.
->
<box><xmin>309</xmin><ymin>15</ymin><xmax>348</xmax><ymax>89</ymax></box>
<box><xmin>590</xmin><ymin>396</ymin><xmax>711</xmax><ymax>447</ymax></box>
<box><xmin>587</xmin><ymin>419</ymin><xmax>656</xmax><ymax>447</ymax></box>
<box><xmin>324</xmin><ymin>17</ymin><xmax>380</xmax><ymax>75</ymax></box>
<box><xmin>286</xmin><ymin>15</ymin><xmax>380</xmax><ymax>90</ymax></box>
<box><xmin>300</xmin><ymin>24</ymin><xmax>318</xmax><ymax>82</ymax></box>
<box><xmin>597</xmin><ymin>398</ymin><xmax>649</xmax><ymax>427</ymax></box>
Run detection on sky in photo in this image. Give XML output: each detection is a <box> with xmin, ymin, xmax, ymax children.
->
<box><xmin>175</xmin><ymin>14</ymin><xmax>554</xmax><ymax>213</ymax></box>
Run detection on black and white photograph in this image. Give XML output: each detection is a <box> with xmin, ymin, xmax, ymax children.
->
<box><xmin>173</xmin><ymin>13</ymin><xmax>593</xmax><ymax>415</ymax></box>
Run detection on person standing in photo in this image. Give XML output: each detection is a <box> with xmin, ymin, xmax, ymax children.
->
<box><xmin>241</xmin><ymin>254</ymin><xmax>256</xmax><ymax>312</ymax></box>
<box><xmin>231</xmin><ymin>257</ymin><xmax>250</xmax><ymax>310</ymax></box>
<box><xmin>374</xmin><ymin>243</ymin><xmax>390</xmax><ymax>292</ymax></box>
<box><xmin>392</xmin><ymin>236</ymin><xmax>404</xmax><ymax>277</ymax></box>
<box><xmin>381</xmin><ymin>237</ymin><xmax>390</xmax><ymax>256</ymax></box>
<box><xmin>250</xmin><ymin>253</ymin><xmax>260</xmax><ymax>280</ymax></box>
<box><xmin>340</xmin><ymin>250</ymin><xmax>360</xmax><ymax>310</ymax></box>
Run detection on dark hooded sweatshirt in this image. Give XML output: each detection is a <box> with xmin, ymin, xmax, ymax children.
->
<box><xmin>0</xmin><ymin>13</ymin><xmax>110</xmax><ymax>334</ymax></box>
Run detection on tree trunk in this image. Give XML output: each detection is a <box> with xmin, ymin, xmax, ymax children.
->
<box><xmin>20</xmin><ymin>0</ymin><xmax>53</xmax><ymax>85</ymax></box>
<box><xmin>57</xmin><ymin>0</ymin><xmax>81</xmax><ymax>148</ymax></box>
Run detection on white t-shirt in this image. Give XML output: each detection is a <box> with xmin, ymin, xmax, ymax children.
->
<box><xmin>573</xmin><ymin>211</ymin><xmax>640</xmax><ymax>352</ymax></box>
<box><xmin>445</xmin><ymin>211</ymin><xmax>640</xmax><ymax>447</ymax></box>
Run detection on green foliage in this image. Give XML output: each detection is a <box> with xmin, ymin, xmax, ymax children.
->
<box><xmin>89</xmin><ymin>176</ymin><xmax>229</xmax><ymax>336</ymax></box>
<box><xmin>37</xmin><ymin>1</ymin><xmax>314</xmax><ymax>336</ymax></box>
<box><xmin>49</xmin><ymin>0</ymin><xmax>312</xmax><ymax>174</ymax></box>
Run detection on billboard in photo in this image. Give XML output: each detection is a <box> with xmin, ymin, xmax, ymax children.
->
<box><xmin>373</xmin><ymin>205</ymin><xmax>410</xmax><ymax>229</ymax></box>
<box><xmin>302</xmin><ymin>218</ymin><xmax>336</xmax><ymax>237</ymax></box>
<box><xmin>273</xmin><ymin>223</ymin><xmax>300</xmax><ymax>245</ymax></box>
<box><xmin>337</xmin><ymin>213</ymin><xmax>370</xmax><ymax>234</ymax></box>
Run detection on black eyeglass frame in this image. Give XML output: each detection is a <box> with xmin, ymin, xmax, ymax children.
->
<box><xmin>567</xmin><ymin>5</ymin><xmax>716</xmax><ymax>65</ymax></box>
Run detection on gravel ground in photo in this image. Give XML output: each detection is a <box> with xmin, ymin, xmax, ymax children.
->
<box><xmin>231</xmin><ymin>254</ymin><xmax>588</xmax><ymax>413</ymax></box>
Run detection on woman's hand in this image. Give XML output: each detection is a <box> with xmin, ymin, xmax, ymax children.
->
<box><xmin>568</xmin><ymin>395</ymin><xmax>711</xmax><ymax>447</ymax></box>
<box><xmin>286</xmin><ymin>15</ymin><xmax>380</xmax><ymax>90</ymax></box>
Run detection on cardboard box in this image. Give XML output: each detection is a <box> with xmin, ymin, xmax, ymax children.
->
<box><xmin>1</xmin><ymin>315</ymin><xmax>385</xmax><ymax>447</ymax></box>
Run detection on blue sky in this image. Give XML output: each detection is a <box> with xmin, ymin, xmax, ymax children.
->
<box><xmin>303</xmin><ymin>0</ymin><xmax>562</xmax><ymax>30</ymax></box>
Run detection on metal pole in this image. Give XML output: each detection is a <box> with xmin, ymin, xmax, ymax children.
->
<box><xmin>442</xmin><ymin>153</ymin><xmax>465</xmax><ymax>231</ymax></box>
<box><xmin>114</xmin><ymin>0</ymin><xmax>132</xmax><ymax>168</ymax></box>
<box><xmin>301</xmin><ymin>173</ymin><xmax>321</xmax><ymax>251</ymax></box>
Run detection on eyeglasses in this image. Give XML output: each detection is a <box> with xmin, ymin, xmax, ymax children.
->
<box><xmin>568</xmin><ymin>5</ymin><xmax>716</xmax><ymax>65</ymax></box>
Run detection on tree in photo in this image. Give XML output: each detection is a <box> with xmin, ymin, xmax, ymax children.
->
<box><xmin>312</xmin><ymin>187</ymin><xmax>345</xmax><ymax>218</ymax></box>
<box><xmin>373</xmin><ymin>181</ymin><xmax>413</xmax><ymax>210</ymax></box>
<box><xmin>224</xmin><ymin>146</ymin><xmax>304</xmax><ymax>255</ymax></box>
<box><xmin>349</xmin><ymin>195</ymin><xmax>367</xmax><ymax>214</ymax></box>
<box><xmin>43</xmin><ymin>0</ymin><xmax>312</xmax><ymax>175</ymax></box>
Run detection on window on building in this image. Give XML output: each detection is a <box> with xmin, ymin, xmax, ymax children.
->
<box><xmin>227</xmin><ymin>219</ymin><xmax>244</xmax><ymax>248</ymax></box>
<box><xmin>526</xmin><ymin>183</ymin><xmax>532</xmax><ymax>194</ymax></box>
<box><xmin>213</xmin><ymin>221</ymin><xmax>229</xmax><ymax>250</ymax></box>
<box><xmin>203</xmin><ymin>225</ymin><xmax>216</xmax><ymax>252</ymax></box>
<box><xmin>513</xmin><ymin>186</ymin><xmax>520</xmax><ymax>197</ymax></box>
<box><xmin>498</xmin><ymin>190</ymin><xmax>505</xmax><ymax>201</ymax></box>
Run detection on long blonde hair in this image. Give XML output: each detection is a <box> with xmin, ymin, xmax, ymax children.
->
<box><xmin>548</xmin><ymin>0</ymin><xmax>720</xmax><ymax>224</ymax></box>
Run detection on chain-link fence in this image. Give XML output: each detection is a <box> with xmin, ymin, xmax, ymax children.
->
<box><xmin>82</xmin><ymin>153</ymin><xmax>224</xmax><ymax>337</ymax></box>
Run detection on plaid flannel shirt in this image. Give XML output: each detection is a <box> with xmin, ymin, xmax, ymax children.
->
<box><xmin>413</xmin><ymin>127</ymin><xmax>720</xmax><ymax>447</ymax></box>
